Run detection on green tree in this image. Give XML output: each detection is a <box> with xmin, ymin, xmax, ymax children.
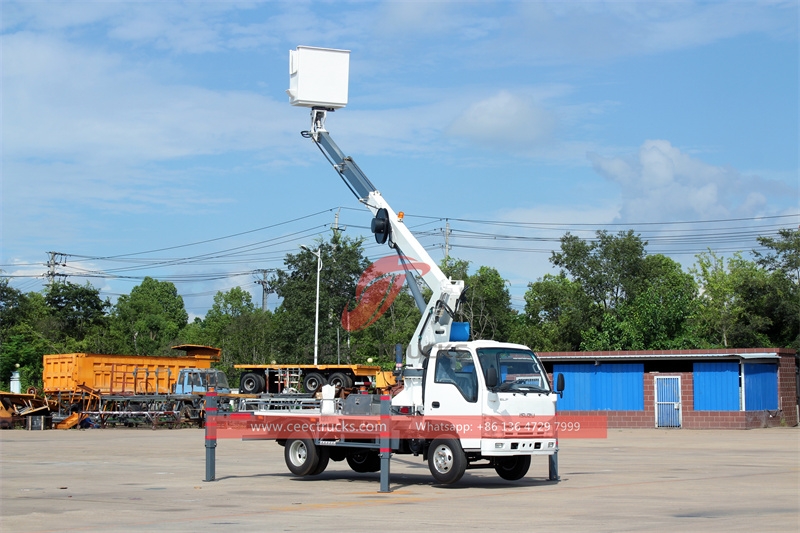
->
<box><xmin>219</xmin><ymin>310</ymin><xmax>275</xmax><ymax>366</ymax></box>
<box><xmin>348</xmin><ymin>289</ymin><xmax>421</xmax><ymax>367</ymax></box>
<box><xmin>272</xmin><ymin>234</ymin><xmax>369</xmax><ymax>363</ymax></box>
<box><xmin>202</xmin><ymin>287</ymin><xmax>256</xmax><ymax>343</ymax></box>
<box><xmin>551</xmin><ymin>230</ymin><xmax>647</xmax><ymax>312</ymax></box>
<box><xmin>0</xmin><ymin>280</ymin><xmax>52</xmax><ymax>390</ymax></box>
<box><xmin>110</xmin><ymin>277</ymin><xmax>188</xmax><ymax>355</ymax></box>
<box><xmin>754</xmin><ymin>228</ymin><xmax>800</xmax><ymax>284</ymax></box>
<box><xmin>44</xmin><ymin>281</ymin><xmax>109</xmax><ymax>344</ymax></box>
<box><xmin>690</xmin><ymin>252</ymin><xmax>772</xmax><ymax>348</ymax></box>
<box><xmin>518</xmin><ymin>273</ymin><xmax>594</xmax><ymax>351</ymax></box>
<box><xmin>463</xmin><ymin>266</ymin><xmax>515</xmax><ymax>341</ymax></box>
<box><xmin>441</xmin><ymin>257</ymin><xmax>470</xmax><ymax>282</ymax></box>
<box><xmin>581</xmin><ymin>255</ymin><xmax>700</xmax><ymax>350</ymax></box>
<box><xmin>753</xmin><ymin>228</ymin><xmax>800</xmax><ymax>348</ymax></box>
<box><xmin>441</xmin><ymin>258</ymin><xmax>516</xmax><ymax>341</ymax></box>
<box><xmin>181</xmin><ymin>287</ymin><xmax>278</xmax><ymax>377</ymax></box>
<box><xmin>1</xmin><ymin>279</ymin><xmax>27</xmax><ymax>335</ymax></box>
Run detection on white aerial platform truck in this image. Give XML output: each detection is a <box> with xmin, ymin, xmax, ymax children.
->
<box><xmin>248</xmin><ymin>46</ymin><xmax>564</xmax><ymax>485</ymax></box>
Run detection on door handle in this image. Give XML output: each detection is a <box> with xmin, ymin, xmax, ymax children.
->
<box><xmin>432</xmin><ymin>401</ymin><xmax>440</xmax><ymax>408</ymax></box>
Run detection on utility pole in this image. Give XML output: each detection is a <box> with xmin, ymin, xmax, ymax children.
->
<box><xmin>331</xmin><ymin>208</ymin><xmax>346</xmax><ymax>237</ymax></box>
<box><xmin>45</xmin><ymin>252</ymin><xmax>67</xmax><ymax>288</ymax></box>
<box><xmin>444</xmin><ymin>221</ymin><xmax>451</xmax><ymax>260</ymax></box>
<box><xmin>254</xmin><ymin>269</ymin><xmax>276</xmax><ymax>311</ymax></box>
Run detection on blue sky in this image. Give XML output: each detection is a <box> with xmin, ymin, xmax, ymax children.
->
<box><xmin>2</xmin><ymin>1</ymin><xmax>798</xmax><ymax>317</ymax></box>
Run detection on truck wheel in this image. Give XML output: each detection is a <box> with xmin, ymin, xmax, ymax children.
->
<box><xmin>346</xmin><ymin>450</ymin><xmax>381</xmax><ymax>473</ymax></box>
<box><xmin>328</xmin><ymin>372</ymin><xmax>353</xmax><ymax>390</ymax></box>
<box><xmin>284</xmin><ymin>439</ymin><xmax>321</xmax><ymax>476</ymax></box>
<box><xmin>303</xmin><ymin>372</ymin><xmax>326</xmax><ymax>393</ymax></box>
<box><xmin>428</xmin><ymin>438</ymin><xmax>467</xmax><ymax>484</ymax></box>
<box><xmin>494</xmin><ymin>455</ymin><xmax>531</xmax><ymax>481</ymax></box>
<box><xmin>311</xmin><ymin>447</ymin><xmax>331</xmax><ymax>475</ymax></box>
<box><xmin>240</xmin><ymin>372</ymin><xmax>264</xmax><ymax>394</ymax></box>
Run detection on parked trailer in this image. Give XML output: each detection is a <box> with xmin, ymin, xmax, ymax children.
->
<box><xmin>235</xmin><ymin>364</ymin><xmax>396</xmax><ymax>395</ymax></box>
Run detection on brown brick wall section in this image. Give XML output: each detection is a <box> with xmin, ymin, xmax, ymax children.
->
<box><xmin>778</xmin><ymin>355</ymin><xmax>798</xmax><ymax>427</ymax></box>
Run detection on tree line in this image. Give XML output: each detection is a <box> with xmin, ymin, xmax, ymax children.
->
<box><xmin>1</xmin><ymin>229</ymin><xmax>797</xmax><ymax>390</ymax></box>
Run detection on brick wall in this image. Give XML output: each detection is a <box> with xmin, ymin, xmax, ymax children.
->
<box><xmin>778</xmin><ymin>355</ymin><xmax>798</xmax><ymax>427</ymax></box>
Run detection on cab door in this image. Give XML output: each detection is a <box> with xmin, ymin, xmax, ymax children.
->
<box><xmin>424</xmin><ymin>349</ymin><xmax>481</xmax><ymax>417</ymax></box>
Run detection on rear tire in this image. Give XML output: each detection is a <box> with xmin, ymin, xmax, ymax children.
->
<box><xmin>284</xmin><ymin>439</ymin><xmax>320</xmax><ymax>476</ymax></box>
<box><xmin>328</xmin><ymin>372</ymin><xmax>353</xmax><ymax>390</ymax></box>
<box><xmin>303</xmin><ymin>372</ymin><xmax>326</xmax><ymax>393</ymax></box>
<box><xmin>494</xmin><ymin>455</ymin><xmax>531</xmax><ymax>481</ymax></box>
<box><xmin>240</xmin><ymin>372</ymin><xmax>264</xmax><ymax>394</ymax></box>
<box><xmin>346</xmin><ymin>450</ymin><xmax>381</xmax><ymax>473</ymax></box>
<box><xmin>428</xmin><ymin>438</ymin><xmax>467</xmax><ymax>484</ymax></box>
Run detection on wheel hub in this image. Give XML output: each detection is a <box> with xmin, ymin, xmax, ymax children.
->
<box><xmin>433</xmin><ymin>446</ymin><xmax>453</xmax><ymax>472</ymax></box>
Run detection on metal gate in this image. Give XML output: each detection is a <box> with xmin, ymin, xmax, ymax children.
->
<box><xmin>655</xmin><ymin>376</ymin><xmax>681</xmax><ymax>428</ymax></box>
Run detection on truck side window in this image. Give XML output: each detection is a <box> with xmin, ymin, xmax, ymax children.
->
<box><xmin>435</xmin><ymin>355</ymin><xmax>457</xmax><ymax>384</ymax></box>
<box><xmin>434</xmin><ymin>351</ymin><xmax>477</xmax><ymax>403</ymax></box>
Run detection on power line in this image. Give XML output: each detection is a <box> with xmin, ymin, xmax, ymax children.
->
<box><xmin>4</xmin><ymin>208</ymin><xmax>795</xmax><ymax>318</ymax></box>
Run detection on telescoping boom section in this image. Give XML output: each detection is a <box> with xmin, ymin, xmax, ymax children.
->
<box><xmin>308</xmin><ymin>111</ymin><xmax>466</xmax><ymax>372</ymax></box>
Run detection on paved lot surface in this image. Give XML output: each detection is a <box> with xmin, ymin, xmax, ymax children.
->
<box><xmin>1</xmin><ymin>427</ymin><xmax>798</xmax><ymax>532</ymax></box>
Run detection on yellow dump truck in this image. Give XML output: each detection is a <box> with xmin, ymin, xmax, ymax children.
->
<box><xmin>42</xmin><ymin>345</ymin><xmax>230</xmax><ymax>429</ymax></box>
<box><xmin>43</xmin><ymin>345</ymin><xmax>221</xmax><ymax>395</ymax></box>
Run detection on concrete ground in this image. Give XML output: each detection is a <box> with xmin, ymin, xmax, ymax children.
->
<box><xmin>1</xmin><ymin>427</ymin><xmax>798</xmax><ymax>532</ymax></box>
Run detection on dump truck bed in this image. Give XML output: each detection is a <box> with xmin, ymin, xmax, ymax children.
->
<box><xmin>43</xmin><ymin>352</ymin><xmax>216</xmax><ymax>395</ymax></box>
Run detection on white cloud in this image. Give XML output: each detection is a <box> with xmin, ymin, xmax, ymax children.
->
<box><xmin>448</xmin><ymin>91</ymin><xmax>557</xmax><ymax>149</ymax></box>
<box><xmin>588</xmin><ymin>139</ymin><xmax>793</xmax><ymax>223</ymax></box>
<box><xmin>1</xmin><ymin>30</ymin><xmax>303</xmax><ymax>259</ymax></box>
<box><xmin>2</xmin><ymin>33</ymin><xmax>297</xmax><ymax>165</ymax></box>
<box><xmin>474</xmin><ymin>1</ymin><xmax>795</xmax><ymax>67</ymax></box>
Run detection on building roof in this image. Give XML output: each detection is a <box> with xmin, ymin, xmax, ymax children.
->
<box><xmin>536</xmin><ymin>347</ymin><xmax>796</xmax><ymax>362</ymax></box>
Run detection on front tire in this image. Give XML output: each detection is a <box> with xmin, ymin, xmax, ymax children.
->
<box><xmin>311</xmin><ymin>447</ymin><xmax>330</xmax><ymax>475</ymax></box>
<box><xmin>284</xmin><ymin>439</ymin><xmax>320</xmax><ymax>476</ymax></box>
<box><xmin>494</xmin><ymin>455</ymin><xmax>531</xmax><ymax>481</ymax></box>
<box><xmin>428</xmin><ymin>438</ymin><xmax>467</xmax><ymax>484</ymax></box>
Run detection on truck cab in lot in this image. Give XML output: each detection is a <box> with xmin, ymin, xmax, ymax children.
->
<box><xmin>173</xmin><ymin>368</ymin><xmax>231</xmax><ymax>395</ymax></box>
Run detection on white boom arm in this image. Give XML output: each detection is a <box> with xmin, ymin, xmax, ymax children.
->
<box><xmin>308</xmin><ymin>110</ymin><xmax>465</xmax><ymax>370</ymax></box>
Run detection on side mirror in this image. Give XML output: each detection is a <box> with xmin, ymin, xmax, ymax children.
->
<box><xmin>486</xmin><ymin>367</ymin><xmax>498</xmax><ymax>389</ymax></box>
<box><xmin>556</xmin><ymin>373</ymin><xmax>565</xmax><ymax>398</ymax></box>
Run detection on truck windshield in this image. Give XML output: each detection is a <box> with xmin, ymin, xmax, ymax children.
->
<box><xmin>192</xmin><ymin>371</ymin><xmax>229</xmax><ymax>390</ymax></box>
<box><xmin>477</xmin><ymin>348</ymin><xmax>549</xmax><ymax>393</ymax></box>
<box><xmin>208</xmin><ymin>372</ymin><xmax>229</xmax><ymax>389</ymax></box>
